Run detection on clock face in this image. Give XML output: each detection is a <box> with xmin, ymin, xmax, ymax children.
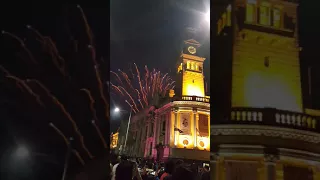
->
<box><xmin>188</xmin><ymin>46</ymin><xmax>196</xmax><ymax>54</ymax></box>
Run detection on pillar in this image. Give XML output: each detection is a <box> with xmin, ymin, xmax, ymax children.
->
<box><xmin>153</xmin><ymin>115</ymin><xmax>158</xmax><ymax>158</ymax></box>
<box><xmin>193</xmin><ymin>108</ymin><xmax>197</xmax><ymax>148</ymax></box>
<box><xmin>264</xmin><ymin>154</ymin><xmax>278</xmax><ymax>180</ymax></box>
<box><xmin>174</xmin><ymin>108</ymin><xmax>178</xmax><ymax>147</ymax></box>
<box><xmin>210</xmin><ymin>153</ymin><xmax>219</xmax><ymax>180</ymax></box>
<box><xmin>165</xmin><ymin>112</ymin><xmax>170</xmax><ymax>146</ymax></box>
<box><xmin>312</xmin><ymin>166</ymin><xmax>320</xmax><ymax>180</ymax></box>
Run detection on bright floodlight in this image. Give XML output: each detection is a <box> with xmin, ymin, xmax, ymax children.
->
<box><xmin>114</xmin><ymin>107</ymin><xmax>120</xmax><ymax>113</ymax></box>
<box><xmin>15</xmin><ymin>146</ymin><xmax>29</xmax><ymax>159</ymax></box>
<box><xmin>205</xmin><ymin>11</ymin><xmax>210</xmax><ymax>24</ymax></box>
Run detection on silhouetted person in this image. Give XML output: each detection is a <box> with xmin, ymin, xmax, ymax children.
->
<box><xmin>116</xmin><ymin>160</ymin><xmax>142</xmax><ymax>180</ymax></box>
<box><xmin>170</xmin><ymin>164</ymin><xmax>195</xmax><ymax>180</ymax></box>
<box><xmin>201</xmin><ymin>166</ymin><xmax>210</xmax><ymax>180</ymax></box>
<box><xmin>160</xmin><ymin>159</ymin><xmax>175</xmax><ymax>180</ymax></box>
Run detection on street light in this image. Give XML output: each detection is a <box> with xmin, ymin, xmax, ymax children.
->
<box><xmin>114</xmin><ymin>103</ymin><xmax>133</xmax><ymax>155</ymax></box>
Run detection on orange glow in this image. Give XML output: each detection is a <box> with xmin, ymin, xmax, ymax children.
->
<box><xmin>185</xmin><ymin>84</ymin><xmax>204</xmax><ymax>97</ymax></box>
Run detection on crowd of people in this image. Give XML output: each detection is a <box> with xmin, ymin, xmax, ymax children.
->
<box><xmin>110</xmin><ymin>153</ymin><xmax>210</xmax><ymax>180</ymax></box>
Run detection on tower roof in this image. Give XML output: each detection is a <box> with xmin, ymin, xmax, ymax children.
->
<box><xmin>184</xmin><ymin>39</ymin><xmax>201</xmax><ymax>47</ymax></box>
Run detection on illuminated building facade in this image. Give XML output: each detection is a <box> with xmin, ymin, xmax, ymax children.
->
<box><xmin>110</xmin><ymin>132</ymin><xmax>119</xmax><ymax>150</ymax></box>
<box><xmin>211</xmin><ymin>0</ymin><xmax>320</xmax><ymax>179</ymax></box>
<box><xmin>127</xmin><ymin>39</ymin><xmax>210</xmax><ymax>162</ymax></box>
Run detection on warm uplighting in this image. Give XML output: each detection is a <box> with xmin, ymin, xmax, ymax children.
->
<box><xmin>185</xmin><ymin>84</ymin><xmax>204</xmax><ymax>97</ymax></box>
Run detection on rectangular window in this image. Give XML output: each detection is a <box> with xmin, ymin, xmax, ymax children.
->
<box><xmin>273</xmin><ymin>8</ymin><xmax>281</xmax><ymax>28</ymax></box>
<box><xmin>198</xmin><ymin>114</ymin><xmax>209</xmax><ymax>136</ymax></box>
<box><xmin>246</xmin><ymin>3</ymin><xmax>255</xmax><ymax>23</ymax></box>
<box><xmin>260</xmin><ymin>5</ymin><xmax>270</xmax><ymax>25</ymax></box>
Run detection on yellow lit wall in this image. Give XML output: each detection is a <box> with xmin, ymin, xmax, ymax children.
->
<box><xmin>182</xmin><ymin>71</ymin><xmax>205</xmax><ymax>97</ymax></box>
<box><xmin>170</xmin><ymin>110</ymin><xmax>210</xmax><ymax>151</ymax></box>
<box><xmin>111</xmin><ymin>132</ymin><xmax>119</xmax><ymax>149</ymax></box>
<box><xmin>232</xmin><ymin>29</ymin><xmax>302</xmax><ymax>112</ymax></box>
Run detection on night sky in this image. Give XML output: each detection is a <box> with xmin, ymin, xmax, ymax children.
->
<box><xmin>110</xmin><ymin>0</ymin><xmax>210</xmax><ymax>132</ymax></box>
<box><xmin>0</xmin><ymin>0</ymin><xmax>320</xmax><ymax>179</ymax></box>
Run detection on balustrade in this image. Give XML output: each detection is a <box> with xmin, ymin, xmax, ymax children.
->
<box><xmin>227</xmin><ymin>107</ymin><xmax>319</xmax><ymax>132</ymax></box>
<box><xmin>177</xmin><ymin>95</ymin><xmax>210</xmax><ymax>103</ymax></box>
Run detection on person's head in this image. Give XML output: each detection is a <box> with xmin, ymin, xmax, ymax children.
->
<box><xmin>164</xmin><ymin>159</ymin><xmax>175</xmax><ymax>174</ymax></box>
<box><xmin>175</xmin><ymin>159</ymin><xmax>184</xmax><ymax>166</ymax></box>
<box><xmin>115</xmin><ymin>160</ymin><xmax>135</xmax><ymax>180</ymax></box>
<box><xmin>172</xmin><ymin>164</ymin><xmax>195</xmax><ymax>180</ymax></box>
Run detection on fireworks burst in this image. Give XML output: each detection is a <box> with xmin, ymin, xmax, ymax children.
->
<box><xmin>0</xmin><ymin>5</ymin><xmax>108</xmax><ymax>168</ymax></box>
<box><xmin>111</xmin><ymin>64</ymin><xmax>175</xmax><ymax>113</ymax></box>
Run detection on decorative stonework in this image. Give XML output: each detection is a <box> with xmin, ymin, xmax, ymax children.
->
<box><xmin>172</xmin><ymin>101</ymin><xmax>210</xmax><ymax>107</ymax></box>
<box><xmin>264</xmin><ymin>154</ymin><xmax>279</xmax><ymax>165</ymax></box>
<box><xmin>211</xmin><ymin>125</ymin><xmax>320</xmax><ymax>143</ymax></box>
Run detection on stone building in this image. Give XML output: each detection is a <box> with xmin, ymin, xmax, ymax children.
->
<box><xmin>211</xmin><ymin>0</ymin><xmax>320</xmax><ymax>179</ymax></box>
<box><xmin>127</xmin><ymin>39</ymin><xmax>210</xmax><ymax>162</ymax></box>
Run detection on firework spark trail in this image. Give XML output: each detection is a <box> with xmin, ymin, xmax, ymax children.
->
<box><xmin>134</xmin><ymin>64</ymin><xmax>144</xmax><ymax>102</ymax></box>
<box><xmin>91</xmin><ymin>120</ymin><xmax>108</xmax><ymax>149</ymax></box>
<box><xmin>26</xmin><ymin>25</ymin><xmax>46</xmax><ymax>44</ymax></box>
<box><xmin>80</xmin><ymin>88</ymin><xmax>108</xmax><ymax>149</ymax></box>
<box><xmin>2</xmin><ymin>31</ymin><xmax>38</xmax><ymax>65</ymax></box>
<box><xmin>73</xmin><ymin>149</ymin><xmax>85</xmax><ymax>165</ymax></box>
<box><xmin>118</xmin><ymin>69</ymin><xmax>134</xmax><ymax>91</ymax></box>
<box><xmin>6</xmin><ymin>76</ymin><xmax>44</xmax><ymax>107</ymax></box>
<box><xmin>49</xmin><ymin>123</ymin><xmax>85</xmax><ymax>166</ymax></box>
<box><xmin>110</xmin><ymin>83</ymin><xmax>124</xmax><ymax>96</ymax></box>
<box><xmin>125</xmin><ymin>101</ymin><xmax>136</xmax><ymax>114</ymax></box>
<box><xmin>119</xmin><ymin>87</ymin><xmax>139</xmax><ymax>112</ymax></box>
<box><xmin>0</xmin><ymin>65</ymin><xmax>10</xmax><ymax>76</ymax></box>
<box><xmin>88</xmin><ymin>46</ymin><xmax>109</xmax><ymax>121</ymax></box>
<box><xmin>110</xmin><ymin>71</ymin><xmax>124</xmax><ymax>86</ymax></box>
<box><xmin>27</xmin><ymin>79</ymin><xmax>94</xmax><ymax>159</ymax></box>
<box><xmin>138</xmin><ymin>99</ymin><xmax>144</xmax><ymax>109</ymax></box>
<box><xmin>45</xmin><ymin>37</ymin><xmax>66</xmax><ymax>75</ymax></box>
<box><xmin>77</xmin><ymin>5</ymin><xmax>94</xmax><ymax>46</ymax></box>
<box><xmin>111</xmin><ymin>64</ymin><xmax>175</xmax><ymax>113</ymax></box>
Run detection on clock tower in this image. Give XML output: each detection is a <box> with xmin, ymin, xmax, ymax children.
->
<box><xmin>177</xmin><ymin>39</ymin><xmax>206</xmax><ymax>97</ymax></box>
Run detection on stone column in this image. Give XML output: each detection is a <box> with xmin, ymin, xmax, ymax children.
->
<box><xmin>153</xmin><ymin>115</ymin><xmax>158</xmax><ymax>158</ymax></box>
<box><xmin>165</xmin><ymin>112</ymin><xmax>169</xmax><ymax>146</ymax></box>
<box><xmin>174</xmin><ymin>108</ymin><xmax>178</xmax><ymax>147</ymax></box>
<box><xmin>210</xmin><ymin>153</ymin><xmax>219</xmax><ymax>180</ymax></box>
<box><xmin>264</xmin><ymin>154</ymin><xmax>278</xmax><ymax>180</ymax></box>
<box><xmin>193</xmin><ymin>108</ymin><xmax>197</xmax><ymax>148</ymax></box>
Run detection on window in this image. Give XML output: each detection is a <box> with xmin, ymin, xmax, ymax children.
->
<box><xmin>259</xmin><ymin>4</ymin><xmax>270</xmax><ymax>25</ymax></box>
<box><xmin>273</xmin><ymin>8</ymin><xmax>281</xmax><ymax>28</ymax></box>
<box><xmin>198</xmin><ymin>114</ymin><xmax>209</xmax><ymax>136</ymax></box>
<box><xmin>187</xmin><ymin>61</ymin><xmax>190</xmax><ymax>69</ymax></box>
<box><xmin>246</xmin><ymin>3</ymin><xmax>255</xmax><ymax>23</ymax></box>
